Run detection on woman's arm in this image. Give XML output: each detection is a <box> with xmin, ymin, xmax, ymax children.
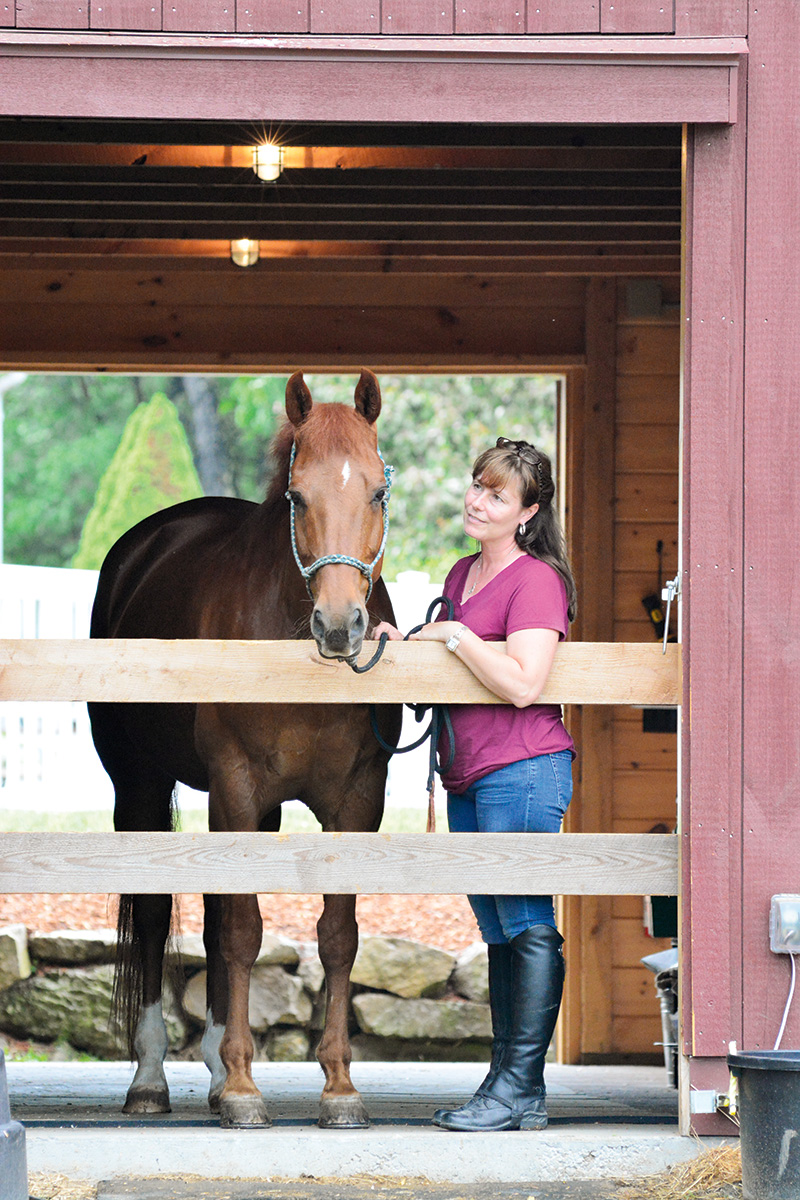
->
<box><xmin>410</xmin><ymin>621</ymin><xmax>560</xmax><ymax>708</ymax></box>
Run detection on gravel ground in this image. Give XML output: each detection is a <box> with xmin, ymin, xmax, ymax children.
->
<box><xmin>0</xmin><ymin>893</ymin><xmax>480</xmax><ymax>954</ymax></box>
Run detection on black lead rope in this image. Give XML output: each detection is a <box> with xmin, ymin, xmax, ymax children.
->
<box><xmin>366</xmin><ymin>596</ymin><xmax>456</xmax><ymax>832</ymax></box>
<box><xmin>349</xmin><ymin>632</ymin><xmax>389</xmax><ymax>674</ymax></box>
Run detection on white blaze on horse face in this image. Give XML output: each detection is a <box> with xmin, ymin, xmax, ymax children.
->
<box><xmin>340</xmin><ymin>460</ymin><xmax>351</xmax><ymax>489</ymax></box>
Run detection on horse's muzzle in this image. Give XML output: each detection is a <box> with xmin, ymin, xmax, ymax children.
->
<box><xmin>311</xmin><ymin>604</ymin><xmax>367</xmax><ymax>662</ymax></box>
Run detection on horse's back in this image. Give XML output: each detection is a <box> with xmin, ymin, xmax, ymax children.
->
<box><xmin>91</xmin><ymin>497</ymin><xmax>257</xmax><ymax>639</ymax></box>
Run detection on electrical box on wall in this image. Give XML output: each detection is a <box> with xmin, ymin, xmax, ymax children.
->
<box><xmin>770</xmin><ymin>895</ymin><xmax>800</xmax><ymax>954</ymax></box>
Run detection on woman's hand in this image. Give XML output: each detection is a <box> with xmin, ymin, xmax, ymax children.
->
<box><xmin>372</xmin><ymin>620</ymin><xmax>404</xmax><ymax>641</ymax></box>
<box><xmin>408</xmin><ymin>621</ymin><xmax>460</xmax><ymax>644</ymax></box>
<box><xmin>411</xmin><ymin>620</ymin><xmax>561</xmax><ymax>708</ymax></box>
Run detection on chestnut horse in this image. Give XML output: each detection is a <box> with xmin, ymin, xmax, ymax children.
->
<box><xmin>89</xmin><ymin>371</ymin><xmax>401</xmax><ymax>1129</ymax></box>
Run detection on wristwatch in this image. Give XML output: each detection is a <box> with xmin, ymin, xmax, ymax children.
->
<box><xmin>446</xmin><ymin>624</ymin><xmax>467</xmax><ymax>653</ymax></box>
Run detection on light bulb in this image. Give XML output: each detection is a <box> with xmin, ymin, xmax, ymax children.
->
<box><xmin>252</xmin><ymin>142</ymin><xmax>282</xmax><ymax>181</ymax></box>
<box><xmin>230</xmin><ymin>238</ymin><xmax>260</xmax><ymax>268</ymax></box>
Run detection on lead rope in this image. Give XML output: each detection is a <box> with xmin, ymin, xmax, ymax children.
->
<box><xmin>368</xmin><ymin>596</ymin><xmax>456</xmax><ymax>833</ymax></box>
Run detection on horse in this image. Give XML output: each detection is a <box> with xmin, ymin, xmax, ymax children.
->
<box><xmin>88</xmin><ymin>370</ymin><xmax>402</xmax><ymax>1129</ymax></box>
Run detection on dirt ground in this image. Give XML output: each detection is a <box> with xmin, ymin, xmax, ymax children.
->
<box><xmin>0</xmin><ymin>892</ymin><xmax>479</xmax><ymax>954</ymax></box>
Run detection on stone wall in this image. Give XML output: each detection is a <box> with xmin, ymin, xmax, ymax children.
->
<box><xmin>0</xmin><ymin>924</ymin><xmax>491</xmax><ymax>1063</ymax></box>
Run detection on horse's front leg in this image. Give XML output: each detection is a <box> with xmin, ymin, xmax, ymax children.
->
<box><xmin>218</xmin><ymin>892</ymin><xmax>270</xmax><ymax>1128</ymax></box>
<box><xmin>316</xmin><ymin>892</ymin><xmax>368</xmax><ymax>1128</ymax></box>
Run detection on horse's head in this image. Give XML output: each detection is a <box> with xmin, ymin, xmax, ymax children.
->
<box><xmin>284</xmin><ymin>370</ymin><xmax>391</xmax><ymax>662</ymax></box>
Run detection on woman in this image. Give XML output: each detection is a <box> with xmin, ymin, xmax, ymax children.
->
<box><xmin>375</xmin><ymin>437</ymin><xmax>576</xmax><ymax>1133</ymax></box>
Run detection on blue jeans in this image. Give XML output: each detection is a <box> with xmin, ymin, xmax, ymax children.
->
<box><xmin>447</xmin><ymin>751</ymin><xmax>573</xmax><ymax>942</ymax></box>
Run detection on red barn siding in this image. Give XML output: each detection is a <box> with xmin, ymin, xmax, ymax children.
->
<box><xmin>741</xmin><ymin>0</ymin><xmax>800</xmax><ymax>1054</ymax></box>
<box><xmin>675</xmin><ymin>1</ymin><xmax>747</xmax><ymax>37</ymax></box>
<box><xmin>682</xmin><ymin>94</ymin><xmax>747</xmax><ymax>1131</ymax></box>
<box><xmin>455</xmin><ymin>1</ymin><xmax>524</xmax><ymax>35</ymax></box>
<box><xmin>382</xmin><ymin>1</ymin><xmax>453</xmax><ymax>34</ymax></box>
<box><xmin>90</xmin><ymin>0</ymin><xmax>160</xmax><ymax>29</ymax></box>
<box><xmin>0</xmin><ymin>0</ymin><xmax>747</xmax><ymax>34</ymax></box>
<box><xmin>601</xmin><ymin>0</ymin><xmax>674</xmax><ymax>33</ymax></box>
<box><xmin>238</xmin><ymin>1</ymin><xmax>309</xmax><ymax>32</ymax></box>
<box><xmin>527</xmin><ymin>2</ymin><xmax>598</xmax><ymax>33</ymax></box>
<box><xmin>15</xmin><ymin>0</ymin><xmax>87</xmax><ymax>26</ymax></box>
<box><xmin>310</xmin><ymin>1</ymin><xmax>378</xmax><ymax>34</ymax></box>
<box><xmin>163</xmin><ymin>1</ymin><xmax>234</xmax><ymax>32</ymax></box>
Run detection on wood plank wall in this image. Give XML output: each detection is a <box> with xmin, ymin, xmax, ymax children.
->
<box><xmin>610</xmin><ymin>277</ymin><xmax>680</xmax><ymax>1059</ymax></box>
<box><xmin>562</xmin><ymin>276</ymin><xmax>680</xmax><ymax>1063</ymax></box>
<box><xmin>5</xmin><ymin>0</ymin><xmax>746</xmax><ymax>35</ymax></box>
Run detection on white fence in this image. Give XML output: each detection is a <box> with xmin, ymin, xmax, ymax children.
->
<box><xmin>0</xmin><ymin>564</ymin><xmax>444</xmax><ymax>816</ymax></box>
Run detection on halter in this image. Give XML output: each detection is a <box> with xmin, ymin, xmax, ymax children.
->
<box><xmin>285</xmin><ymin>441</ymin><xmax>394</xmax><ymax>603</ymax></box>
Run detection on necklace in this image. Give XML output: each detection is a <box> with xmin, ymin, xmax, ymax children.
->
<box><xmin>465</xmin><ymin>554</ymin><xmax>482</xmax><ymax>598</ymax></box>
<box><xmin>465</xmin><ymin>547</ymin><xmax>522</xmax><ymax>599</ymax></box>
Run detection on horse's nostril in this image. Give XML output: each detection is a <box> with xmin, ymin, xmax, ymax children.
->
<box><xmin>310</xmin><ymin>609</ymin><xmax>326</xmax><ymax>640</ymax></box>
<box><xmin>350</xmin><ymin>609</ymin><xmax>365</xmax><ymax>636</ymax></box>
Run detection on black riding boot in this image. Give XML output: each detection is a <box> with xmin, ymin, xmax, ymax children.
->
<box><xmin>434</xmin><ymin>924</ymin><xmax>564</xmax><ymax>1132</ymax></box>
<box><xmin>432</xmin><ymin>942</ymin><xmax>513</xmax><ymax>1127</ymax></box>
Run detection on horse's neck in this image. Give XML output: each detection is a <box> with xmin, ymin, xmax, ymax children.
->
<box><xmin>229</xmin><ymin>504</ymin><xmax>310</xmax><ymax>638</ymax></box>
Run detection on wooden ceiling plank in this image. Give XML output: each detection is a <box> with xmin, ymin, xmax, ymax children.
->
<box><xmin>0</xmin><ymin>163</ymin><xmax>682</xmax><ymax>189</ymax></box>
<box><xmin>0</xmin><ymin>117</ymin><xmax>683</xmax><ymax>149</ymax></box>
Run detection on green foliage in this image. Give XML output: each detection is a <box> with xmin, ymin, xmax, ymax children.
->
<box><xmin>214</xmin><ymin>374</ymin><xmax>286</xmax><ymax>497</ymax></box>
<box><xmin>2</xmin><ymin>371</ymin><xmax>557</xmax><ymax>581</ymax></box>
<box><xmin>72</xmin><ymin>393</ymin><xmax>203</xmax><ymax>569</ymax></box>
<box><xmin>3</xmin><ymin>375</ymin><xmax>146</xmax><ymax>566</ymax></box>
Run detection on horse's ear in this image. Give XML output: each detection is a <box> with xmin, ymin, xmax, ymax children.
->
<box><xmin>354</xmin><ymin>370</ymin><xmax>381</xmax><ymax>425</ymax></box>
<box><xmin>286</xmin><ymin>372</ymin><xmax>313</xmax><ymax>427</ymax></box>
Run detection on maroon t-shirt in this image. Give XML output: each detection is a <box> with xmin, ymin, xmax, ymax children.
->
<box><xmin>439</xmin><ymin>553</ymin><xmax>574</xmax><ymax>794</ymax></box>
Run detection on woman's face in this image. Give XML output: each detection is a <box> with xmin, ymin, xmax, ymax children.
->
<box><xmin>463</xmin><ymin>472</ymin><xmax>538</xmax><ymax>548</ymax></box>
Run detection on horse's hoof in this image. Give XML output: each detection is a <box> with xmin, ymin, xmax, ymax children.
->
<box><xmin>318</xmin><ymin>1094</ymin><xmax>369</xmax><ymax>1129</ymax></box>
<box><xmin>219</xmin><ymin>1094</ymin><xmax>271</xmax><ymax>1128</ymax></box>
<box><xmin>123</xmin><ymin>1088</ymin><xmax>171</xmax><ymax>1115</ymax></box>
<box><xmin>208</xmin><ymin>1089</ymin><xmax>222</xmax><ymax>1115</ymax></box>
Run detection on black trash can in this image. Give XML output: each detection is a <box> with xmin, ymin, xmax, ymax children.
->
<box><xmin>728</xmin><ymin>1049</ymin><xmax>800</xmax><ymax>1200</ymax></box>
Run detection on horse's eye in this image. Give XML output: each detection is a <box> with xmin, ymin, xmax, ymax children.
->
<box><xmin>372</xmin><ymin>488</ymin><xmax>387</xmax><ymax>506</ymax></box>
<box><xmin>286</xmin><ymin>489</ymin><xmax>305</xmax><ymax>509</ymax></box>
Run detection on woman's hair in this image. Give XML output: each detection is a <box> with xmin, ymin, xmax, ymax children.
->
<box><xmin>472</xmin><ymin>439</ymin><xmax>577</xmax><ymax>622</ymax></box>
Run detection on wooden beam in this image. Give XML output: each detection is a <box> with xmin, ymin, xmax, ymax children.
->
<box><xmin>0</xmin><ymin>639</ymin><xmax>682</xmax><ymax>706</ymax></box>
<box><xmin>0</xmin><ymin>831</ymin><xmax>679</xmax><ymax>896</ymax></box>
<box><xmin>0</xmin><ymin>40</ymin><xmax>741</xmax><ymax>127</ymax></box>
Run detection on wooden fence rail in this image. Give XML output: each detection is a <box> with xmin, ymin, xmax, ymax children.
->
<box><xmin>0</xmin><ymin>639</ymin><xmax>681</xmax><ymax>898</ymax></box>
<box><xmin>0</xmin><ymin>832</ymin><xmax>679</xmax><ymax>896</ymax></box>
<box><xmin>0</xmin><ymin>639</ymin><xmax>682</xmax><ymax>706</ymax></box>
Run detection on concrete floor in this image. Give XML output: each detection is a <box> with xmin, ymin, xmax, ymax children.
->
<box><xmin>7</xmin><ymin>1060</ymin><xmax>735</xmax><ymax>1187</ymax></box>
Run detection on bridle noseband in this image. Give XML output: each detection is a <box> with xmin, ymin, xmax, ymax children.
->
<box><xmin>285</xmin><ymin>441</ymin><xmax>394</xmax><ymax>603</ymax></box>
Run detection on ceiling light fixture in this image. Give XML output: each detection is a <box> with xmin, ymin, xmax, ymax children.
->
<box><xmin>252</xmin><ymin>141</ymin><xmax>283</xmax><ymax>181</ymax></box>
<box><xmin>230</xmin><ymin>238</ymin><xmax>260</xmax><ymax>268</ymax></box>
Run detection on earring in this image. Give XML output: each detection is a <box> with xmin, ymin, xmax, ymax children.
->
<box><xmin>519</xmin><ymin>522</ymin><xmax>526</xmax><ymax>536</ymax></box>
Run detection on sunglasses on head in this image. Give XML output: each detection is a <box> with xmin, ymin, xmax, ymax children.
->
<box><xmin>495</xmin><ymin>437</ymin><xmax>544</xmax><ymax>478</ymax></box>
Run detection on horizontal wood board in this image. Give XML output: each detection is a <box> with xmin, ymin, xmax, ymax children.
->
<box><xmin>0</xmin><ymin>831</ymin><xmax>679</xmax><ymax>895</ymax></box>
<box><xmin>2</xmin><ymin>1</ymin><xmax>735</xmax><ymax>34</ymax></box>
<box><xmin>0</xmin><ymin>639</ymin><xmax>682</xmax><ymax>705</ymax></box>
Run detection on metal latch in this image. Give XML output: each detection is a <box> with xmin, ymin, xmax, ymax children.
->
<box><xmin>661</xmin><ymin>573</ymin><xmax>681</xmax><ymax>654</ymax></box>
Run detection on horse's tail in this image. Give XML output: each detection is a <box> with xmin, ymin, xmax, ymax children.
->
<box><xmin>113</xmin><ymin>894</ymin><xmax>143</xmax><ymax>1060</ymax></box>
<box><xmin>112</xmin><ymin>789</ymin><xmax>182</xmax><ymax>1059</ymax></box>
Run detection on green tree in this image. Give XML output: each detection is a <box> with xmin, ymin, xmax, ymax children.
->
<box><xmin>3</xmin><ymin>375</ymin><xmax>146</xmax><ymax>566</ymax></box>
<box><xmin>3</xmin><ymin>372</ymin><xmax>557</xmax><ymax>578</ymax></box>
<box><xmin>72</xmin><ymin>393</ymin><xmax>203</xmax><ymax>569</ymax></box>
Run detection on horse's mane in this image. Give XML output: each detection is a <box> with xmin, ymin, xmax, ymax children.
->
<box><xmin>263</xmin><ymin>404</ymin><xmax>378</xmax><ymax>511</ymax></box>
